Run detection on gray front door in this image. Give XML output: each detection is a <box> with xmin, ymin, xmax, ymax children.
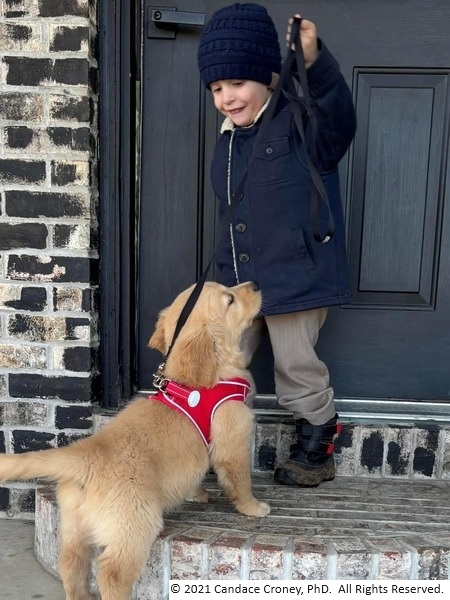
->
<box><xmin>138</xmin><ymin>0</ymin><xmax>450</xmax><ymax>413</ymax></box>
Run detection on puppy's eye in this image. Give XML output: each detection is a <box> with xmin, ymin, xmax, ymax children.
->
<box><xmin>227</xmin><ymin>294</ymin><xmax>234</xmax><ymax>305</ymax></box>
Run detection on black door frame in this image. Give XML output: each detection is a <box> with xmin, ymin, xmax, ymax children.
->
<box><xmin>98</xmin><ymin>0</ymin><xmax>139</xmax><ymax>408</ymax></box>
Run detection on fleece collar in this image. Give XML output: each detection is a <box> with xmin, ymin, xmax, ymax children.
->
<box><xmin>150</xmin><ymin>378</ymin><xmax>250</xmax><ymax>447</ymax></box>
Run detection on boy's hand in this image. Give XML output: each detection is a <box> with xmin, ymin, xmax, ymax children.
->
<box><xmin>286</xmin><ymin>14</ymin><xmax>319</xmax><ymax>68</ymax></box>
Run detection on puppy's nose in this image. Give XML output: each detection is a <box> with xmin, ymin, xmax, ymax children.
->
<box><xmin>250</xmin><ymin>281</ymin><xmax>259</xmax><ymax>291</ymax></box>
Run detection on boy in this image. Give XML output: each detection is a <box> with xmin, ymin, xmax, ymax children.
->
<box><xmin>197</xmin><ymin>3</ymin><xmax>356</xmax><ymax>486</ymax></box>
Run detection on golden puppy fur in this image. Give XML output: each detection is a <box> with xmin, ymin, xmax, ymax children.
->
<box><xmin>0</xmin><ymin>281</ymin><xmax>270</xmax><ymax>600</ymax></box>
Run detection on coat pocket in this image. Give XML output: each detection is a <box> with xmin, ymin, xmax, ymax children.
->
<box><xmin>291</xmin><ymin>226</ymin><xmax>316</xmax><ymax>270</ymax></box>
<box><xmin>254</xmin><ymin>136</ymin><xmax>291</xmax><ymax>161</ymax></box>
<box><xmin>253</xmin><ymin>136</ymin><xmax>291</xmax><ymax>186</ymax></box>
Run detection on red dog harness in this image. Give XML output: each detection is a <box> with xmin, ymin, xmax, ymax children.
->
<box><xmin>150</xmin><ymin>378</ymin><xmax>250</xmax><ymax>447</ymax></box>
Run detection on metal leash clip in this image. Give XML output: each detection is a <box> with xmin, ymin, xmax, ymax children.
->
<box><xmin>152</xmin><ymin>362</ymin><xmax>169</xmax><ymax>391</ymax></box>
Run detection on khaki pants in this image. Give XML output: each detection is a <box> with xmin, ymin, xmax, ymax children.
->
<box><xmin>242</xmin><ymin>308</ymin><xmax>335</xmax><ymax>426</ymax></box>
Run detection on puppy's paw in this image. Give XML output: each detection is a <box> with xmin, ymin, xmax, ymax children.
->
<box><xmin>186</xmin><ymin>488</ymin><xmax>210</xmax><ymax>503</ymax></box>
<box><xmin>236</xmin><ymin>499</ymin><xmax>271</xmax><ymax>518</ymax></box>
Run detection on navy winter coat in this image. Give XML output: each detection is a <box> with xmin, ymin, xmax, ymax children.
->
<box><xmin>210</xmin><ymin>43</ymin><xmax>356</xmax><ymax>315</ymax></box>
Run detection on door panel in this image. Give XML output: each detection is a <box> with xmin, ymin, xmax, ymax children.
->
<box><xmin>138</xmin><ymin>0</ymin><xmax>450</xmax><ymax>408</ymax></box>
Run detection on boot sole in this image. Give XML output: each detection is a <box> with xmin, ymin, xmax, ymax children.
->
<box><xmin>274</xmin><ymin>461</ymin><xmax>335</xmax><ymax>488</ymax></box>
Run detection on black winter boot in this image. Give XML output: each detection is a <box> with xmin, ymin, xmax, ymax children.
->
<box><xmin>274</xmin><ymin>414</ymin><xmax>341</xmax><ymax>487</ymax></box>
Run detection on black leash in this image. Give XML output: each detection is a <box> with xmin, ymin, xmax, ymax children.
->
<box><xmin>154</xmin><ymin>17</ymin><xmax>334</xmax><ymax>383</ymax></box>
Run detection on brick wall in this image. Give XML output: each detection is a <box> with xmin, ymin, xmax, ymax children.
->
<box><xmin>0</xmin><ymin>0</ymin><xmax>98</xmax><ymax>517</ymax></box>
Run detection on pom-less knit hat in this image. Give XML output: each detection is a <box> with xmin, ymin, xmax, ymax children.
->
<box><xmin>198</xmin><ymin>3</ymin><xmax>281</xmax><ymax>88</ymax></box>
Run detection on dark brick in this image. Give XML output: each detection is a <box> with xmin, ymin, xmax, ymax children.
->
<box><xmin>9</xmin><ymin>374</ymin><xmax>94</xmax><ymax>402</ymax></box>
<box><xmin>8</xmin><ymin>314</ymin><xmax>90</xmax><ymax>341</ymax></box>
<box><xmin>0</xmin><ymin>93</ymin><xmax>43</xmax><ymax>121</ymax></box>
<box><xmin>414</xmin><ymin>449</ymin><xmax>436</xmax><ymax>477</ymax></box>
<box><xmin>18</xmin><ymin>488</ymin><xmax>35</xmax><ymax>512</ymax></box>
<box><xmin>0</xmin><ymin>431</ymin><xmax>5</xmax><ymax>453</ymax></box>
<box><xmin>53</xmin><ymin>59</ymin><xmax>89</xmax><ymax>85</ymax></box>
<box><xmin>0</xmin><ymin>488</ymin><xmax>10</xmax><ymax>510</ymax></box>
<box><xmin>257</xmin><ymin>443</ymin><xmax>276</xmax><ymax>470</ymax></box>
<box><xmin>47</xmin><ymin>127</ymin><xmax>71</xmax><ymax>147</ymax></box>
<box><xmin>51</xmin><ymin>26</ymin><xmax>89</xmax><ymax>52</ymax></box>
<box><xmin>413</xmin><ymin>428</ymin><xmax>439</xmax><ymax>477</ymax></box>
<box><xmin>72</xmin><ymin>128</ymin><xmax>90</xmax><ymax>151</ymax></box>
<box><xmin>90</xmin><ymin>29</ymin><xmax>98</xmax><ymax>63</ymax></box>
<box><xmin>54</xmin><ymin>224</ymin><xmax>95</xmax><ymax>250</ymax></box>
<box><xmin>0</xmin><ymin>159</ymin><xmax>45</xmax><ymax>184</ymax></box>
<box><xmin>8</xmin><ymin>255</ymin><xmax>98</xmax><ymax>284</ymax></box>
<box><xmin>12</xmin><ymin>430</ymin><xmax>55</xmax><ymax>453</ymax></box>
<box><xmin>5</xmin><ymin>12</ymin><xmax>26</xmax><ymax>18</ymax></box>
<box><xmin>89</xmin><ymin>64</ymin><xmax>98</xmax><ymax>95</ymax></box>
<box><xmin>61</xmin><ymin>346</ymin><xmax>95</xmax><ymax>372</ymax></box>
<box><xmin>5</xmin><ymin>0</ymin><xmax>28</xmax><ymax>17</ymax></box>
<box><xmin>335</xmin><ymin>423</ymin><xmax>353</xmax><ymax>450</ymax></box>
<box><xmin>39</xmin><ymin>0</ymin><xmax>88</xmax><ymax>18</ymax></box>
<box><xmin>0</xmin><ymin>223</ymin><xmax>48</xmax><ymax>251</ymax></box>
<box><xmin>90</xmin><ymin>225</ymin><xmax>99</xmax><ymax>250</ymax></box>
<box><xmin>47</xmin><ymin>127</ymin><xmax>90</xmax><ymax>151</ymax></box>
<box><xmin>419</xmin><ymin>426</ymin><xmax>440</xmax><ymax>451</ymax></box>
<box><xmin>55</xmin><ymin>405</ymin><xmax>92</xmax><ymax>429</ymax></box>
<box><xmin>361</xmin><ymin>431</ymin><xmax>384</xmax><ymax>472</ymax></box>
<box><xmin>3</xmin><ymin>287</ymin><xmax>47</xmax><ymax>311</ymax></box>
<box><xmin>387</xmin><ymin>441</ymin><xmax>409</xmax><ymax>476</ymax></box>
<box><xmin>5</xmin><ymin>126</ymin><xmax>34</xmax><ymax>149</ymax></box>
<box><xmin>4</xmin><ymin>3</ymin><xmax>27</xmax><ymax>17</ymax></box>
<box><xmin>53</xmin><ymin>224</ymin><xmax>76</xmax><ymax>248</ymax></box>
<box><xmin>3</xmin><ymin>57</ymin><xmax>52</xmax><ymax>86</ymax></box>
<box><xmin>57</xmin><ymin>431</ymin><xmax>88</xmax><ymax>446</ymax></box>
<box><xmin>82</xmin><ymin>288</ymin><xmax>97</xmax><ymax>312</ymax></box>
<box><xmin>5</xmin><ymin>191</ymin><xmax>89</xmax><ymax>219</ymax></box>
<box><xmin>50</xmin><ymin>95</ymin><xmax>91</xmax><ymax>122</ymax></box>
<box><xmin>6</xmin><ymin>23</ymin><xmax>32</xmax><ymax>42</ymax></box>
<box><xmin>66</xmin><ymin>317</ymin><xmax>90</xmax><ymax>339</ymax></box>
<box><xmin>51</xmin><ymin>162</ymin><xmax>76</xmax><ymax>185</ymax></box>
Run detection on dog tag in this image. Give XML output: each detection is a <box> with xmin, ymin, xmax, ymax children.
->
<box><xmin>188</xmin><ymin>390</ymin><xmax>201</xmax><ymax>407</ymax></box>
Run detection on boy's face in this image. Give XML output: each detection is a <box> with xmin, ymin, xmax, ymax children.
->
<box><xmin>210</xmin><ymin>80</ymin><xmax>269</xmax><ymax>127</ymax></box>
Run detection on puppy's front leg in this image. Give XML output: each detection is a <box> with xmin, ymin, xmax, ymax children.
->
<box><xmin>210</xmin><ymin>404</ymin><xmax>270</xmax><ymax>517</ymax></box>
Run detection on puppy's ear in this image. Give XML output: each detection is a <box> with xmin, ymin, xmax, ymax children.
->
<box><xmin>148</xmin><ymin>309</ymin><xmax>168</xmax><ymax>354</ymax></box>
<box><xmin>167</xmin><ymin>324</ymin><xmax>218</xmax><ymax>388</ymax></box>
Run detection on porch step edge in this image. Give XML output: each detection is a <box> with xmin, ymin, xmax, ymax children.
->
<box><xmin>35</xmin><ymin>476</ymin><xmax>450</xmax><ymax>599</ymax></box>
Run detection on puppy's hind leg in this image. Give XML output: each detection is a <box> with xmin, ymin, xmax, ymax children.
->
<box><xmin>57</xmin><ymin>483</ymin><xmax>97</xmax><ymax>600</ymax></box>
<box><xmin>97</xmin><ymin>511</ymin><xmax>164</xmax><ymax>600</ymax></box>
<box><xmin>210</xmin><ymin>403</ymin><xmax>270</xmax><ymax>517</ymax></box>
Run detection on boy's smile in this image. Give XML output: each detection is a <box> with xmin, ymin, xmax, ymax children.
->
<box><xmin>210</xmin><ymin>80</ymin><xmax>270</xmax><ymax>127</ymax></box>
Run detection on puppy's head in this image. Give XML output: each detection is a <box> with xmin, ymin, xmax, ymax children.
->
<box><xmin>149</xmin><ymin>281</ymin><xmax>261</xmax><ymax>388</ymax></box>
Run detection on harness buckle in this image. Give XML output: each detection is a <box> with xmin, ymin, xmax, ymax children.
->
<box><xmin>152</xmin><ymin>362</ymin><xmax>169</xmax><ymax>391</ymax></box>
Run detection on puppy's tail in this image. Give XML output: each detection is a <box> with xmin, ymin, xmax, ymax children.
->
<box><xmin>0</xmin><ymin>445</ymin><xmax>89</xmax><ymax>486</ymax></box>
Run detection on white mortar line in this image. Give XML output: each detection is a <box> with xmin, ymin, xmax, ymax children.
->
<box><xmin>282</xmin><ymin>537</ymin><xmax>294</xmax><ymax>579</ymax></box>
<box><xmin>326</xmin><ymin>541</ymin><xmax>338</xmax><ymax>579</ymax></box>
<box><xmin>240</xmin><ymin>534</ymin><xmax>257</xmax><ymax>579</ymax></box>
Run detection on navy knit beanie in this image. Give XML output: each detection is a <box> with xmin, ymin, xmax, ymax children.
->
<box><xmin>198</xmin><ymin>3</ymin><xmax>281</xmax><ymax>88</ymax></box>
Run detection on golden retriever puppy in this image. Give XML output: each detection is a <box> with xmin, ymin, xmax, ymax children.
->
<box><xmin>0</xmin><ymin>281</ymin><xmax>269</xmax><ymax>600</ymax></box>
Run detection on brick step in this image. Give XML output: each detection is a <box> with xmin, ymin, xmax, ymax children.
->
<box><xmin>35</xmin><ymin>475</ymin><xmax>450</xmax><ymax>599</ymax></box>
<box><xmin>92</xmin><ymin>413</ymin><xmax>450</xmax><ymax>480</ymax></box>
<box><xmin>252</xmin><ymin>416</ymin><xmax>450</xmax><ymax>479</ymax></box>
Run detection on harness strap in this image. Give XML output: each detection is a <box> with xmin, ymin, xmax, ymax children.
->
<box><xmin>150</xmin><ymin>378</ymin><xmax>250</xmax><ymax>446</ymax></box>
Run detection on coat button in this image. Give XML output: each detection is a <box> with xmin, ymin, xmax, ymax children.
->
<box><xmin>238</xmin><ymin>252</ymin><xmax>250</xmax><ymax>263</ymax></box>
<box><xmin>235</xmin><ymin>221</ymin><xmax>247</xmax><ymax>233</ymax></box>
<box><xmin>265</xmin><ymin>146</ymin><xmax>273</xmax><ymax>155</ymax></box>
